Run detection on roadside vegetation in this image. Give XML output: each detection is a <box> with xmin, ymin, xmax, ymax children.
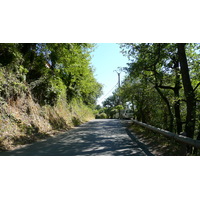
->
<box><xmin>0</xmin><ymin>43</ymin><xmax>102</xmax><ymax>151</ymax></box>
<box><xmin>96</xmin><ymin>43</ymin><xmax>200</xmax><ymax>155</ymax></box>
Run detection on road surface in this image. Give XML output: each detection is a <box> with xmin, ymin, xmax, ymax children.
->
<box><xmin>0</xmin><ymin>119</ymin><xmax>153</xmax><ymax>156</ymax></box>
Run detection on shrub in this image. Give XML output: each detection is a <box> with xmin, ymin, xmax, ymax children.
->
<box><xmin>31</xmin><ymin>75</ymin><xmax>66</xmax><ymax>106</ymax></box>
<box><xmin>99</xmin><ymin>113</ymin><xmax>107</xmax><ymax>119</ymax></box>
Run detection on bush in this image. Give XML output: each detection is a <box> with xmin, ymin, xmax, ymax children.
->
<box><xmin>31</xmin><ymin>75</ymin><xmax>66</xmax><ymax>106</ymax></box>
<box><xmin>96</xmin><ymin>112</ymin><xmax>107</xmax><ymax>119</ymax></box>
<box><xmin>0</xmin><ymin>67</ymin><xmax>28</xmax><ymax>103</ymax></box>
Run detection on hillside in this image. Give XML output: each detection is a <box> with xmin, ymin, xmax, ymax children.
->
<box><xmin>0</xmin><ymin>43</ymin><xmax>102</xmax><ymax>151</ymax></box>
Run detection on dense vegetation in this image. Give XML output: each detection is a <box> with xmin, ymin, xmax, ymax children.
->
<box><xmin>0</xmin><ymin>43</ymin><xmax>102</xmax><ymax>150</ymax></box>
<box><xmin>0</xmin><ymin>43</ymin><xmax>102</xmax><ymax>107</ymax></box>
<box><xmin>101</xmin><ymin>43</ymin><xmax>200</xmax><ymax>154</ymax></box>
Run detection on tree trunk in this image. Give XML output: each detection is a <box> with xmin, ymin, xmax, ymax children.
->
<box><xmin>177</xmin><ymin>43</ymin><xmax>196</xmax><ymax>139</ymax></box>
<box><xmin>155</xmin><ymin>86</ymin><xmax>174</xmax><ymax>132</ymax></box>
<box><xmin>174</xmin><ymin>88</ymin><xmax>182</xmax><ymax>134</ymax></box>
<box><xmin>158</xmin><ymin>61</ymin><xmax>183</xmax><ymax>134</ymax></box>
<box><xmin>174</xmin><ymin>61</ymin><xmax>182</xmax><ymax>134</ymax></box>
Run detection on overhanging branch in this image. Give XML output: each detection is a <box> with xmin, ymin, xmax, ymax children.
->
<box><xmin>157</xmin><ymin>85</ymin><xmax>175</xmax><ymax>90</ymax></box>
<box><xmin>194</xmin><ymin>82</ymin><xmax>200</xmax><ymax>92</ymax></box>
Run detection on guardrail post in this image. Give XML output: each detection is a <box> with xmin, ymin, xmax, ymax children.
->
<box><xmin>179</xmin><ymin>132</ymin><xmax>187</xmax><ymax>155</ymax></box>
<box><xmin>179</xmin><ymin>143</ymin><xmax>187</xmax><ymax>156</ymax></box>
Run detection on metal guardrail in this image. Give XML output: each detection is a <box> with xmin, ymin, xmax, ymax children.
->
<box><xmin>132</xmin><ymin>120</ymin><xmax>200</xmax><ymax>149</ymax></box>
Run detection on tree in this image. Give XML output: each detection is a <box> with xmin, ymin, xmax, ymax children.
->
<box><xmin>0</xmin><ymin>43</ymin><xmax>102</xmax><ymax>108</ymax></box>
<box><xmin>177</xmin><ymin>43</ymin><xmax>196</xmax><ymax>139</ymax></box>
<box><xmin>120</xmin><ymin>43</ymin><xmax>182</xmax><ymax>132</ymax></box>
<box><xmin>120</xmin><ymin>43</ymin><xmax>200</xmax><ymax>139</ymax></box>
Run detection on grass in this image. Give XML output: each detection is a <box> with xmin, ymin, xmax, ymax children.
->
<box><xmin>0</xmin><ymin>97</ymin><xmax>95</xmax><ymax>152</ymax></box>
<box><xmin>0</xmin><ymin>68</ymin><xmax>95</xmax><ymax>152</ymax></box>
<box><xmin>129</xmin><ymin>123</ymin><xmax>186</xmax><ymax>156</ymax></box>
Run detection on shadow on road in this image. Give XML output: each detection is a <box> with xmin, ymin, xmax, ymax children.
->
<box><xmin>0</xmin><ymin>119</ymin><xmax>154</xmax><ymax>156</ymax></box>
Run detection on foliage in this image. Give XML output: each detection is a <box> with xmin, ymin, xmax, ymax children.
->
<box><xmin>0</xmin><ymin>67</ymin><xmax>28</xmax><ymax>103</ymax></box>
<box><xmin>118</xmin><ymin>43</ymin><xmax>200</xmax><ymax>146</ymax></box>
<box><xmin>0</xmin><ymin>43</ymin><xmax>102</xmax><ymax>107</ymax></box>
<box><xmin>96</xmin><ymin>112</ymin><xmax>107</xmax><ymax>119</ymax></box>
<box><xmin>0</xmin><ymin>43</ymin><xmax>103</xmax><ymax>150</ymax></box>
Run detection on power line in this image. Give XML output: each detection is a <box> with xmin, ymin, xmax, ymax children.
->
<box><xmin>98</xmin><ymin>83</ymin><xmax>118</xmax><ymax>102</ymax></box>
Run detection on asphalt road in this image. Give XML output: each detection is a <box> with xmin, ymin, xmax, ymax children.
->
<box><xmin>0</xmin><ymin>119</ymin><xmax>154</xmax><ymax>156</ymax></box>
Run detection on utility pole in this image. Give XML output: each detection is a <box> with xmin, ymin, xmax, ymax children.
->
<box><xmin>114</xmin><ymin>70</ymin><xmax>121</xmax><ymax>88</ymax></box>
<box><xmin>114</xmin><ymin>69</ymin><xmax>121</xmax><ymax>119</ymax></box>
<box><xmin>117</xmin><ymin>72</ymin><xmax>121</xmax><ymax>88</ymax></box>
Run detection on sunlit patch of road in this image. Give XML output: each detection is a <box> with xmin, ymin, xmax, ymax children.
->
<box><xmin>0</xmin><ymin>119</ymin><xmax>153</xmax><ymax>156</ymax></box>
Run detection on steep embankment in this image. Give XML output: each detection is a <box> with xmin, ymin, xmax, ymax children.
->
<box><xmin>0</xmin><ymin>43</ymin><xmax>102</xmax><ymax>151</ymax></box>
<box><xmin>0</xmin><ymin>69</ymin><xmax>94</xmax><ymax>151</ymax></box>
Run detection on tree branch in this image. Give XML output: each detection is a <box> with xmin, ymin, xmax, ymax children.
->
<box><xmin>194</xmin><ymin>82</ymin><xmax>200</xmax><ymax>92</ymax></box>
<box><xmin>157</xmin><ymin>85</ymin><xmax>175</xmax><ymax>90</ymax></box>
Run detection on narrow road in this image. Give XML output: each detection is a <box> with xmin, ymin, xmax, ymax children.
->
<box><xmin>0</xmin><ymin>119</ymin><xmax>153</xmax><ymax>156</ymax></box>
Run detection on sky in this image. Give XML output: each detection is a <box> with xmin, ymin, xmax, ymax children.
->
<box><xmin>2</xmin><ymin>2</ymin><xmax>199</xmax><ymax>199</ymax></box>
<box><xmin>91</xmin><ymin>43</ymin><xmax>129</xmax><ymax>106</ymax></box>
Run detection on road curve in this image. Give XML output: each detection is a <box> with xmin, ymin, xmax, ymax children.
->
<box><xmin>0</xmin><ymin>119</ymin><xmax>154</xmax><ymax>156</ymax></box>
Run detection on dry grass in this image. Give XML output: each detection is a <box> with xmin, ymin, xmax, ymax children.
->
<box><xmin>0</xmin><ymin>93</ymin><xmax>94</xmax><ymax>151</ymax></box>
<box><xmin>128</xmin><ymin>123</ymin><xmax>185</xmax><ymax>156</ymax></box>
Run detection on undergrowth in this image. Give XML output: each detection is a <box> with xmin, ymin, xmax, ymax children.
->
<box><xmin>0</xmin><ymin>69</ymin><xmax>95</xmax><ymax>152</ymax></box>
<box><xmin>129</xmin><ymin>123</ymin><xmax>185</xmax><ymax>156</ymax></box>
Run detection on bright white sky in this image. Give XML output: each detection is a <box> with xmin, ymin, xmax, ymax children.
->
<box><xmin>91</xmin><ymin>43</ymin><xmax>129</xmax><ymax>106</ymax></box>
